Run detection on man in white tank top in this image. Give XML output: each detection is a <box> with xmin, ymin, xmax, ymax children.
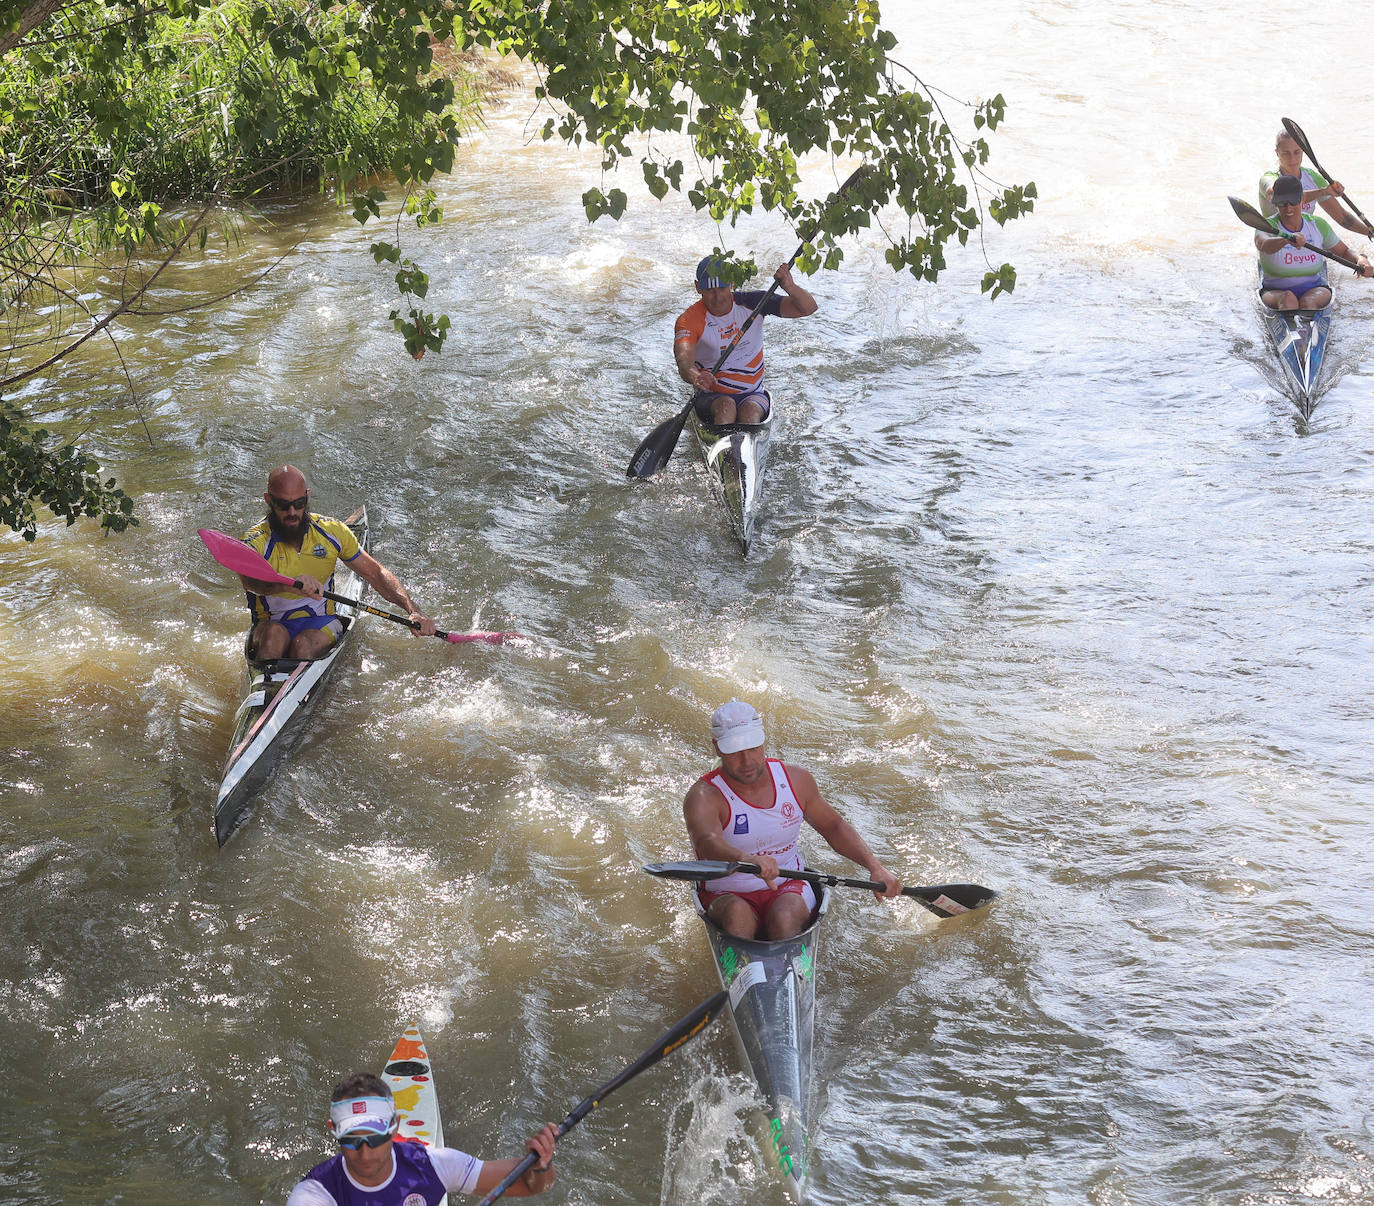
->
<box><xmin>684</xmin><ymin>700</ymin><xmax>902</xmax><ymax>940</ymax></box>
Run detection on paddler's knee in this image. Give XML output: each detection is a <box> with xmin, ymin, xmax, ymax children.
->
<box><xmin>709</xmin><ymin>396</ymin><xmax>739</xmax><ymax>425</ymax></box>
<box><xmin>764</xmin><ymin>895</ymin><xmax>811</xmax><ymax>941</ymax></box>
<box><xmin>288</xmin><ymin>627</ymin><xmax>337</xmax><ymax>661</ymax></box>
<box><xmin>710</xmin><ymin>895</ymin><xmax>759</xmax><ymax>939</ymax></box>
<box><xmin>250</xmin><ymin>621</ymin><xmax>289</xmax><ymax>661</ymax></box>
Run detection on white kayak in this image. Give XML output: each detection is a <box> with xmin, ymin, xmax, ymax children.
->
<box><xmin>384</xmin><ymin>1024</ymin><xmax>447</xmax><ymax>1204</ymax></box>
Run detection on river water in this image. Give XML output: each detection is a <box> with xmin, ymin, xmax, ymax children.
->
<box><xmin>2</xmin><ymin>3</ymin><xmax>1373</xmax><ymax>1204</ymax></box>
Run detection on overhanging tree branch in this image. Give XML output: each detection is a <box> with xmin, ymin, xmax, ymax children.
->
<box><xmin>1</xmin><ymin>0</ymin><xmax>1033</xmax><ymax>542</ymax></box>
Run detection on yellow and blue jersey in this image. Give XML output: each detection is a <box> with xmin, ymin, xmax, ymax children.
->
<box><xmin>240</xmin><ymin>514</ymin><xmax>362</xmax><ymax>624</ymax></box>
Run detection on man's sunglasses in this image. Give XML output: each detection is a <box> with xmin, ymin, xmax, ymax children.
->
<box><xmin>269</xmin><ymin>493</ymin><xmax>309</xmax><ymax>512</ymax></box>
<box><xmin>337</xmin><ymin>1130</ymin><xmax>393</xmax><ymax>1151</ymax></box>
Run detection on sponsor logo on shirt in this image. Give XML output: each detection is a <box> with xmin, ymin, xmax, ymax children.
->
<box><xmin>733</xmin><ymin>813</ymin><xmax>749</xmax><ymax>835</ymax></box>
<box><xmin>403</xmin><ymin>1195</ymin><xmax>426</xmax><ymax>1206</ymax></box>
<box><xmin>311</xmin><ymin>544</ymin><xmax>328</xmax><ymax>558</ymax></box>
<box><xmin>781</xmin><ymin>799</ymin><xmax>796</xmax><ymax>821</ymax></box>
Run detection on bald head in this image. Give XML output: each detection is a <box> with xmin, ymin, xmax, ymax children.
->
<box><xmin>267</xmin><ymin>464</ymin><xmax>308</xmax><ymax>496</ymax></box>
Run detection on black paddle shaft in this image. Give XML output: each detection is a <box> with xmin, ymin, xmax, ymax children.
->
<box><xmin>1281</xmin><ymin>118</ymin><xmax>1374</xmax><ymax>235</ymax></box>
<box><xmin>1227</xmin><ymin>196</ymin><xmax>1362</xmax><ymax>273</ymax></box>
<box><xmin>707</xmin><ymin>163</ymin><xmax>874</xmax><ymax>377</ymax></box>
<box><xmin>474</xmin><ymin>990</ymin><xmax>729</xmax><ymax>1205</ymax></box>
<box><xmin>642</xmin><ymin>860</ymin><xmax>997</xmax><ymax>919</ymax></box>
<box><xmin>292</xmin><ymin>581</ymin><xmax>477</xmax><ymax>641</ymax></box>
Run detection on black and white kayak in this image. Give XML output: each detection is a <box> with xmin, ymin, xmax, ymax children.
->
<box><xmin>644</xmin><ymin>858</ymin><xmax>996</xmax><ymax>1199</ymax></box>
<box><xmin>1257</xmin><ymin>266</ymin><xmax>1333</xmax><ymax>419</ymax></box>
<box><xmin>695</xmin><ymin>883</ymin><xmax>828</xmax><ymax>1200</ymax></box>
<box><xmin>686</xmin><ymin>403</ymin><xmax>775</xmax><ymax>555</ymax></box>
<box><xmin>213</xmin><ymin>506</ymin><xmax>368</xmax><ymax>846</ymax></box>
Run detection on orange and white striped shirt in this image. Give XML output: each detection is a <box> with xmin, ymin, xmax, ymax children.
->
<box><xmin>674</xmin><ymin>292</ymin><xmax>783</xmax><ymax>394</ymax></box>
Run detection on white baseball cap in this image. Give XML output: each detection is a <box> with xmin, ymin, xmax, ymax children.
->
<box><xmin>711</xmin><ymin>700</ymin><xmax>765</xmax><ymax>754</ymax></box>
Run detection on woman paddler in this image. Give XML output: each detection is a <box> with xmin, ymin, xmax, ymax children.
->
<box><xmin>1260</xmin><ymin>128</ymin><xmax>1374</xmax><ymax>237</ymax></box>
<box><xmin>1256</xmin><ymin>175</ymin><xmax>1372</xmax><ymax>312</ymax></box>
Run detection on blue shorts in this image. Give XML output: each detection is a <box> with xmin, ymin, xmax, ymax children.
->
<box><xmin>692</xmin><ymin>388</ymin><xmax>771</xmax><ymax>423</ymax></box>
<box><xmin>272</xmin><ymin>608</ymin><xmax>341</xmax><ymax>645</ymax></box>
<box><xmin>1260</xmin><ymin>274</ymin><xmax>1327</xmax><ymax>299</ymax></box>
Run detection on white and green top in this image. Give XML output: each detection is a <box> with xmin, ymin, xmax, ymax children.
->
<box><xmin>1258</xmin><ymin>212</ymin><xmax>1338</xmax><ymax>281</ymax></box>
<box><xmin>1258</xmin><ymin>167</ymin><xmax>1330</xmax><ymax>219</ymax></box>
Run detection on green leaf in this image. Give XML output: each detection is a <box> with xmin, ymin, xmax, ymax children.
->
<box><xmin>0</xmin><ymin>0</ymin><xmax>1030</xmax><ymax>532</ymax></box>
<box><xmin>980</xmin><ymin>264</ymin><xmax>1018</xmax><ymax>299</ymax></box>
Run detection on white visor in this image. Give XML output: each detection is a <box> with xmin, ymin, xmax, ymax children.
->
<box><xmin>329</xmin><ymin>1096</ymin><xmax>396</xmax><ymax>1136</ymax></box>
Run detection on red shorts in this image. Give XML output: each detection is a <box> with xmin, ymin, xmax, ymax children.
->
<box><xmin>700</xmin><ymin>880</ymin><xmax>816</xmax><ymax>927</ymax></box>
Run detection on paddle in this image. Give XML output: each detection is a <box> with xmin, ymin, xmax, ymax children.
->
<box><xmin>197</xmin><ymin>528</ymin><xmax>520</xmax><ymax>644</ymax></box>
<box><xmin>643</xmin><ymin>860</ymin><xmax>997</xmax><ymax>919</ymax></box>
<box><xmin>1227</xmin><ymin>196</ymin><xmax>1362</xmax><ymax>273</ymax></box>
<box><xmin>475</xmin><ymin>989</ymin><xmax>729</xmax><ymax>1205</ymax></box>
<box><xmin>625</xmin><ymin>163</ymin><xmax>872</xmax><ymax>480</ymax></box>
<box><xmin>1280</xmin><ymin>117</ymin><xmax>1374</xmax><ymax>237</ymax></box>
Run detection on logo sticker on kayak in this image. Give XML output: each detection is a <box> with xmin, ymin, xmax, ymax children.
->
<box><xmin>727</xmin><ymin>959</ymin><xmax>765</xmax><ymax>1009</ymax></box>
<box><xmin>720</xmin><ymin>946</ymin><xmax>739</xmax><ymax>983</ymax></box>
<box><xmin>769</xmin><ymin>1116</ymin><xmax>807</xmax><ymax>1179</ymax></box>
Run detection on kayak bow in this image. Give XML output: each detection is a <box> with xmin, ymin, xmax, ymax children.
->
<box><xmin>385</xmin><ymin>1024</ymin><xmax>447</xmax><ymax>1206</ymax></box>
<box><xmin>695</xmin><ymin>884</ymin><xmax>827</xmax><ymax>1200</ymax></box>
<box><xmin>686</xmin><ymin>403</ymin><xmax>775</xmax><ymax>555</ymax></box>
<box><xmin>1256</xmin><ymin>264</ymin><xmax>1333</xmax><ymax>419</ymax></box>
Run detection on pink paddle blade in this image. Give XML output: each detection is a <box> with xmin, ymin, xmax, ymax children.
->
<box><xmin>202</xmin><ymin>528</ymin><xmax>520</xmax><ymax>645</ymax></box>
<box><xmin>198</xmin><ymin>528</ymin><xmax>292</xmax><ymax>585</ymax></box>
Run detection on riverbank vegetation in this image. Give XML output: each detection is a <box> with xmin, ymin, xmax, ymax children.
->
<box><xmin>2</xmin><ymin>0</ymin><xmax>497</xmax><ymax>539</ymax></box>
<box><xmin>2</xmin><ymin>0</ymin><xmax>1033</xmax><ymax>542</ymax></box>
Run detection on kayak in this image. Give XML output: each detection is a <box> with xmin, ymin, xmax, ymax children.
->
<box><xmin>1257</xmin><ymin>264</ymin><xmax>1333</xmax><ymax>418</ymax></box>
<box><xmin>695</xmin><ymin>883</ymin><xmax>829</xmax><ymax>1200</ymax></box>
<box><xmin>384</xmin><ymin>1024</ymin><xmax>447</xmax><ymax>1205</ymax></box>
<box><xmin>385</xmin><ymin>1025</ymin><xmax>446</xmax><ymax>1144</ymax></box>
<box><xmin>212</xmin><ymin>506</ymin><xmax>369</xmax><ymax>846</ymax></box>
<box><xmin>685</xmin><ymin>403</ymin><xmax>775</xmax><ymax>555</ymax></box>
